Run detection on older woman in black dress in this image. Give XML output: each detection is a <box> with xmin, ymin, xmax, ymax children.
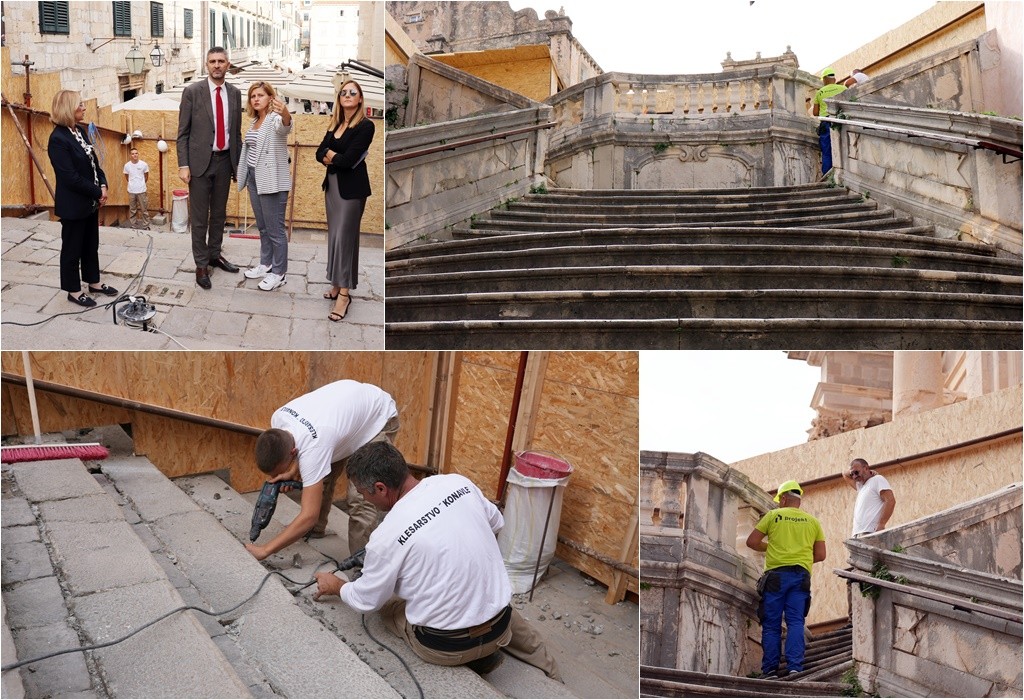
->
<box><xmin>315</xmin><ymin>80</ymin><xmax>374</xmax><ymax>322</ymax></box>
<box><xmin>47</xmin><ymin>90</ymin><xmax>118</xmax><ymax>307</ymax></box>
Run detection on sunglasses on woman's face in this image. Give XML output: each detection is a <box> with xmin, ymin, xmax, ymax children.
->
<box><xmin>339</xmin><ymin>90</ymin><xmax>360</xmax><ymax>97</ymax></box>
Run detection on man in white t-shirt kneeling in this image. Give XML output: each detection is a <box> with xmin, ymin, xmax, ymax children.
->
<box><xmin>313</xmin><ymin>441</ymin><xmax>562</xmax><ymax>680</ymax></box>
<box><xmin>843</xmin><ymin>458</ymin><xmax>896</xmax><ymax>536</ymax></box>
<box><xmin>245</xmin><ymin>380</ymin><xmax>399</xmax><ymax>560</ymax></box>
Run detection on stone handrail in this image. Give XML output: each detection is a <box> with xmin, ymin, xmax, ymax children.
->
<box><xmin>828</xmin><ymin>98</ymin><xmax>1023</xmax><ymax>257</ymax></box>
<box><xmin>384</xmin><ymin>105</ymin><xmax>553</xmax><ymax>250</ymax></box>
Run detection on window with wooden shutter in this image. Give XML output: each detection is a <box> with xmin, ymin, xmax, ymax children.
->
<box><xmin>38</xmin><ymin>1</ymin><xmax>70</xmax><ymax>35</ymax></box>
<box><xmin>150</xmin><ymin>2</ymin><xmax>164</xmax><ymax>37</ymax></box>
<box><xmin>112</xmin><ymin>1</ymin><xmax>131</xmax><ymax>37</ymax></box>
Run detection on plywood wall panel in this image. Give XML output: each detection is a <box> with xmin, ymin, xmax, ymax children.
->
<box><xmin>1</xmin><ymin>385</ymin><xmax>18</xmax><ymax>436</ymax></box>
<box><xmin>2</xmin><ymin>387</ymin><xmax>131</xmax><ymax>436</ymax></box>
<box><xmin>381</xmin><ymin>353</ymin><xmax>436</xmax><ymax>465</ymax></box>
<box><xmin>449</xmin><ymin>356</ymin><xmax>518</xmax><ymax>500</ymax></box>
<box><xmin>131</xmin><ymin>412</ymin><xmax>261</xmax><ymax>491</ymax></box>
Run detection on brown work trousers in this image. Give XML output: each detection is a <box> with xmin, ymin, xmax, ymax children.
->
<box><xmin>313</xmin><ymin>414</ymin><xmax>400</xmax><ymax>554</ymax></box>
<box><xmin>381</xmin><ymin>598</ymin><xmax>562</xmax><ymax>681</ymax></box>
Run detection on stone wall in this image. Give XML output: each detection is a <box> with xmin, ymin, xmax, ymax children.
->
<box><xmin>640</xmin><ymin>451</ymin><xmax>773</xmax><ymax>676</ymax></box>
<box><xmin>733</xmin><ymin>382</ymin><xmax>1024</xmax><ymax>625</ymax></box>
<box><xmin>545</xmin><ymin>66</ymin><xmax>821</xmax><ymax>190</ymax></box>
<box><xmin>845</xmin><ymin>485</ymin><xmax>1022</xmax><ymax>697</ymax></box>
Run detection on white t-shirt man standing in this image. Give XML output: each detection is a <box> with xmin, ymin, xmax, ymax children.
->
<box><xmin>123</xmin><ymin>148</ymin><xmax>150</xmax><ymax>228</ymax></box>
<box><xmin>843</xmin><ymin>458</ymin><xmax>897</xmax><ymax>535</ymax></box>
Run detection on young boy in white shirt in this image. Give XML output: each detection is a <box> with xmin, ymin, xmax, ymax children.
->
<box><xmin>123</xmin><ymin>148</ymin><xmax>150</xmax><ymax>229</ymax></box>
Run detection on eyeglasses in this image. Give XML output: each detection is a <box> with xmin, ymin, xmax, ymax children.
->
<box><xmin>339</xmin><ymin>90</ymin><xmax>359</xmax><ymax>97</ymax></box>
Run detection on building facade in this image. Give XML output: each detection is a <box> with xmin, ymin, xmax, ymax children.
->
<box><xmin>3</xmin><ymin>1</ymin><xmax>302</xmax><ymax>107</ymax></box>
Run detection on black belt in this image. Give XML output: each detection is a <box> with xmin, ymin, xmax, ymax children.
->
<box><xmin>211</xmin><ymin>150</ymin><xmax>230</xmax><ymax>156</ymax></box>
<box><xmin>771</xmin><ymin>565</ymin><xmax>808</xmax><ymax>574</ymax></box>
<box><xmin>414</xmin><ymin>605</ymin><xmax>512</xmax><ymax>652</ymax></box>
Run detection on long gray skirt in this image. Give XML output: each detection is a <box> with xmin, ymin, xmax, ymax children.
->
<box><xmin>325</xmin><ymin>176</ymin><xmax>366</xmax><ymax>289</ymax></box>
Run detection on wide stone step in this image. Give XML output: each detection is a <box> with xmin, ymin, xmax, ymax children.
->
<box><xmin>506</xmin><ymin>192</ymin><xmax>866</xmax><ymax>215</ymax></box>
<box><xmin>640</xmin><ymin>665</ymin><xmax>849</xmax><ymax>698</ymax></box>
<box><xmin>179</xmin><ymin>473</ymin><xmax>575</xmax><ymax>699</ymax></box>
<box><xmin>384</xmin><ymin>264</ymin><xmax>1023</xmax><ymax>297</ymax></box>
<box><xmin>526</xmin><ymin>187</ymin><xmax>848</xmax><ymax>206</ymax></box>
<box><xmin>384</xmin><ymin>318</ymin><xmax>1023</xmax><ymax>350</ymax></box>
<box><xmin>384</xmin><ymin>289</ymin><xmax>1023</xmax><ymax>323</ymax></box>
<box><xmin>475</xmin><ymin>206</ymin><xmax>895</xmax><ymax>230</ymax></box>
<box><xmin>391</xmin><ymin>225</ymin><xmax>983</xmax><ymax>262</ymax></box>
<box><xmin>1</xmin><ymin>457</ymin><xmax>253</xmax><ymax>698</ymax></box>
<box><xmin>549</xmin><ymin>182</ymin><xmax>835</xmax><ymax>198</ymax></box>
<box><xmin>385</xmin><ymin>243</ymin><xmax>1019</xmax><ymax>277</ymax></box>
<box><xmin>464</xmin><ymin>210</ymin><xmax>913</xmax><ymax>235</ymax></box>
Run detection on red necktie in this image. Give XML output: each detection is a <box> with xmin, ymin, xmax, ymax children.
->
<box><xmin>215</xmin><ymin>86</ymin><xmax>225</xmax><ymax>150</ymax></box>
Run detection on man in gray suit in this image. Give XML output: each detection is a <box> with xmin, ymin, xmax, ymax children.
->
<box><xmin>177</xmin><ymin>47</ymin><xmax>242</xmax><ymax>289</ymax></box>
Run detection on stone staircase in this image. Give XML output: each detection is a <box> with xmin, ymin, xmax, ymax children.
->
<box><xmin>1</xmin><ymin>430</ymin><xmax>575</xmax><ymax>699</ymax></box>
<box><xmin>639</xmin><ymin>626</ymin><xmax>855</xmax><ymax>698</ymax></box>
<box><xmin>385</xmin><ymin>183</ymin><xmax>1023</xmax><ymax>349</ymax></box>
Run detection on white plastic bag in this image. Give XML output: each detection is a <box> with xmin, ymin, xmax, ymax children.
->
<box><xmin>497</xmin><ymin>454</ymin><xmax>572</xmax><ymax>593</ymax></box>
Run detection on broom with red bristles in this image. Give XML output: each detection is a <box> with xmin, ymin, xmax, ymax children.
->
<box><xmin>1</xmin><ymin>443</ymin><xmax>109</xmax><ymax>463</ymax></box>
<box><xmin>2</xmin><ymin>352</ymin><xmax>112</xmax><ymax>464</ymax></box>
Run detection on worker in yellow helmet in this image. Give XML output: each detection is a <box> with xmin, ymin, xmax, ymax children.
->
<box><xmin>812</xmin><ymin>69</ymin><xmax>848</xmax><ymax>175</ymax></box>
<box><xmin>745</xmin><ymin>480</ymin><xmax>826</xmax><ymax>679</ymax></box>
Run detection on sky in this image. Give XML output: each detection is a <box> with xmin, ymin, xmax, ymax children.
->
<box><xmin>509</xmin><ymin>0</ymin><xmax>938</xmax><ymax>75</ymax></box>
<box><xmin>640</xmin><ymin>351</ymin><xmax>823</xmax><ymax>464</ymax></box>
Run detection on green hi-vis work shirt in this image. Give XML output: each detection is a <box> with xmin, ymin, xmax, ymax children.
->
<box><xmin>813</xmin><ymin>83</ymin><xmax>847</xmax><ymax>118</ymax></box>
<box><xmin>755</xmin><ymin>507</ymin><xmax>825</xmax><ymax>574</ymax></box>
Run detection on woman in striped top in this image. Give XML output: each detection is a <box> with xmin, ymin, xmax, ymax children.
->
<box><xmin>238</xmin><ymin>81</ymin><xmax>292</xmax><ymax>291</ymax></box>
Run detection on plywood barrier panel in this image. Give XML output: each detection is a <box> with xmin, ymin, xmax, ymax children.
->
<box><xmin>23</xmin><ymin>352</ymin><xmax>132</xmax><ymax>398</ymax></box>
<box><xmin>450</xmin><ymin>353</ymin><xmax>520</xmax><ymax>499</ymax></box>
<box><xmin>531</xmin><ymin>352</ymin><xmax>640</xmax><ymax>591</ymax></box>
<box><xmin>131</xmin><ymin>412</ymin><xmax>260</xmax><ymax>490</ymax></box>
<box><xmin>380</xmin><ymin>352</ymin><xmax>437</xmax><ymax>465</ymax></box>
<box><xmin>2</xmin><ymin>387</ymin><xmax>131</xmax><ymax>437</ymax></box>
<box><xmin>307</xmin><ymin>352</ymin><xmax>386</xmax><ymax>393</ymax></box>
<box><xmin>1</xmin><ymin>385</ymin><xmax>17</xmax><ymax>436</ymax></box>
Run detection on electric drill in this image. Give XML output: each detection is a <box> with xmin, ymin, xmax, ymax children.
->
<box><xmin>249</xmin><ymin>480</ymin><xmax>303</xmax><ymax>542</ymax></box>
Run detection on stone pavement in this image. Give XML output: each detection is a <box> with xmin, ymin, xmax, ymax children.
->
<box><xmin>0</xmin><ymin>217</ymin><xmax>384</xmax><ymax>350</ymax></box>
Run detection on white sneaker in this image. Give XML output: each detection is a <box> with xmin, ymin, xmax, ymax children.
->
<box><xmin>258</xmin><ymin>272</ymin><xmax>286</xmax><ymax>291</ymax></box>
<box><xmin>244</xmin><ymin>263</ymin><xmax>272</xmax><ymax>279</ymax></box>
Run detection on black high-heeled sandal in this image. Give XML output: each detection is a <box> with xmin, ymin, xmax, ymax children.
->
<box><xmin>328</xmin><ymin>293</ymin><xmax>351</xmax><ymax>322</ymax></box>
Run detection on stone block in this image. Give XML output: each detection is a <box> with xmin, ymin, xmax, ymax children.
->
<box><xmin>1</xmin><ymin>539</ymin><xmax>53</xmax><ymax>585</ymax></box>
<box><xmin>10</xmin><ymin>621</ymin><xmax>93</xmax><ymax>697</ymax></box>
<box><xmin>45</xmin><ymin>520</ymin><xmax>164</xmax><ymax>596</ymax></box>
<box><xmin>0</xmin><ymin>526</ymin><xmax>39</xmax><ymax>548</ymax></box>
<box><xmin>1</xmin><ymin>497</ymin><xmax>36</xmax><ymax>527</ymax></box>
<box><xmin>100</xmin><ymin>457</ymin><xmax>200</xmax><ymax>522</ymax></box>
<box><xmin>8</xmin><ymin>460</ymin><xmax>104</xmax><ymax>503</ymax></box>
<box><xmin>37</xmin><ymin>494</ymin><xmax>124</xmax><ymax>523</ymax></box>
<box><xmin>74</xmin><ymin>579</ymin><xmax>250</xmax><ymax>698</ymax></box>
<box><xmin>3</xmin><ymin>577</ymin><xmax>68</xmax><ymax>629</ymax></box>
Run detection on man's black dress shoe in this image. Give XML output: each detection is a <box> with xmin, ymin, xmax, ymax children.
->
<box><xmin>209</xmin><ymin>256</ymin><xmax>239</xmax><ymax>273</ymax></box>
<box><xmin>196</xmin><ymin>267</ymin><xmax>212</xmax><ymax>289</ymax></box>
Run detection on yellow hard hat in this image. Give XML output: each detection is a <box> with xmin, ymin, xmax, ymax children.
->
<box><xmin>774</xmin><ymin>479</ymin><xmax>803</xmax><ymax>503</ymax></box>
<box><xmin>821</xmin><ymin>68</ymin><xmax>836</xmax><ymax>78</ymax></box>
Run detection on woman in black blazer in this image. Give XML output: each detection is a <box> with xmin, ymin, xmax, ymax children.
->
<box><xmin>47</xmin><ymin>90</ymin><xmax>117</xmax><ymax>307</ymax></box>
<box><xmin>315</xmin><ymin>80</ymin><xmax>374</xmax><ymax>322</ymax></box>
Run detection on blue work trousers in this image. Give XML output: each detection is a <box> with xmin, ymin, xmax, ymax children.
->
<box><xmin>819</xmin><ymin>127</ymin><xmax>833</xmax><ymax>174</ymax></box>
<box><xmin>760</xmin><ymin>566</ymin><xmax>810</xmax><ymax>674</ymax></box>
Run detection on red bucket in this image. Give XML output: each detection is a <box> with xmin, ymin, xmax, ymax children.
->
<box><xmin>172</xmin><ymin>189</ymin><xmax>188</xmax><ymax>197</ymax></box>
<box><xmin>514</xmin><ymin>451</ymin><xmax>572</xmax><ymax>480</ymax></box>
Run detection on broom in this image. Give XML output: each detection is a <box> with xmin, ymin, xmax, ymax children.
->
<box><xmin>1</xmin><ymin>443</ymin><xmax>109</xmax><ymax>463</ymax></box>
<box><xmin>2</xmin><ymin>352</ymin><xmax>111</xmax><ymax>464</ymax></box>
